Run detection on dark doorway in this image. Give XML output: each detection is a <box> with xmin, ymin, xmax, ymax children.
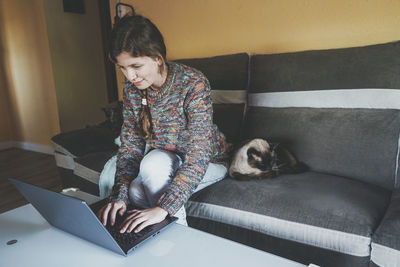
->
<box><xmin>98</xmin><ymin>0</ymin><xmax>118</xmax><ymax>103</ymax></box>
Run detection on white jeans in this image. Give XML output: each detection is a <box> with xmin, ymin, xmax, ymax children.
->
<box><xmin>128</xmin><ymin>149</ymin><xmax>228</xmax><ymax>226</ymax></box>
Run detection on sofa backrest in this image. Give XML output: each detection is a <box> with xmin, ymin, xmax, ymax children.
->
<box><xmin>244</xmin><ymin>41</ymin><xmax>400</xmax><ymax>190</ymax></box>
<box><xmin>175</xmin><ymin>53</ymin><xmax>249</xmax><ymax>143</ymax></box>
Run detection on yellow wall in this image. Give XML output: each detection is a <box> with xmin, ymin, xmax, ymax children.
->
<box><xmin>0</xmin><ymin>0</ymin><xmax>60</xmax><ymax>146</ymax></box>
<box><xmin>110</xmin><ymin>0</ymin><xmax>400</xmax><ymax>97</ymax></box>
<box><xmin>114</xmin><ymin>0</ymin><xmax>400</xmax><ymax>58</ymax></box>
<box><xmin>43</xmin><ymin>0</ymin><xmax>109</xmax><ymax>132</ymax></box>
<box><xmin>0</xmin><ymin>14</ymin><xmax>14</xmax><ymax>143</ymax></box>
<box><xmin>1</xmin><ymin>0</ymin><xmax>399</xmax><ymax>146</ymax></box>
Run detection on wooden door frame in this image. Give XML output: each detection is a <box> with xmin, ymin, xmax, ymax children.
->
<box><xmin>98</xmin><ymin>0</ymin><xmax>118</xmax><ymax>103</ymax></box>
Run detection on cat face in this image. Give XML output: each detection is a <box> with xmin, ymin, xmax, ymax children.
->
<box><xmin>247</xmin><ymin>147</ymin><xmax>277</xmax><ymax>172</ymax></box>
<box><xmin>229</xmin><ymin>138</ymin><xmax>278</xmax><ymax>177</ymax></box>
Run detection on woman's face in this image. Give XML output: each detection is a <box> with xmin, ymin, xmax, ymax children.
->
<box><xmin>116</xmin><ymin>52</ymin><xmax>164</xmax><ymax>90</ymax></box>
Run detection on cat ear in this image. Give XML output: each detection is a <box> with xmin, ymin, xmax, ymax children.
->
<box><xmin>270</xmin><ymin>143</ymin><xmax>280</xmax><ymax>151</ymax></box>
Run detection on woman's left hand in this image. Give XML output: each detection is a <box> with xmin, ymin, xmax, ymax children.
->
<box><xmin>119</xmin><ymin>206</ymin><xmax>168</xmax><ymax>233</ymax></box>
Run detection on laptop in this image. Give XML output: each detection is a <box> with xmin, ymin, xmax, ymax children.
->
<box><xmin>9</xmin><ymin>178</ymin><xmax>177</xmax><ymax>256</ymax></box>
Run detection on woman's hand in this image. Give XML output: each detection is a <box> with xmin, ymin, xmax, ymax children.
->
<box><xmin>119</xmin><ymin>206</ymin><xmax>168</xmax><ymax>233</ymax></box>
<box><xmin>97</xmin><ymin>200</ymin><xmax>127</xmax><ymax>226</ymax></box>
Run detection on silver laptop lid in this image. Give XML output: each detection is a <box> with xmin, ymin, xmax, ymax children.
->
<box><xmin>9</xmin><ymin>178</ymin><xmax>127</xmax><ymax>255</ymax></box>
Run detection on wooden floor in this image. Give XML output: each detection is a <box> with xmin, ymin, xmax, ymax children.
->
<box><xmin>0</xmin><ymin>148</ymin><xmax>61</xmax><ymax>214</ymax></box>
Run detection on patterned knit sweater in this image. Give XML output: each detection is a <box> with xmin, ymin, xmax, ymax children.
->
<box><xmin>110</xmin><ymin>62</ymin><xmax>230</xmax><ymax>215</ymax></box>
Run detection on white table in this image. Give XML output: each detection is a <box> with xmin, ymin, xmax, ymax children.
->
<box><xmin>0</xmin><ymin>203</ymin><xmax>311</xmax><ymax>267</ymax></box>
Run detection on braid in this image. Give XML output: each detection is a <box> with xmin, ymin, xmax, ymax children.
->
<box><xmin>138</xmin><ymin>90</ymin><xmax>153</xmax><ymax>141</ymax></box>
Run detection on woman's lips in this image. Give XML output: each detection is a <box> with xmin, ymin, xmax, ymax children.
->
<box><xmin>133</xmin><ymin>79</ymin><xmax>143</xmax><ymax>86</ymax></box>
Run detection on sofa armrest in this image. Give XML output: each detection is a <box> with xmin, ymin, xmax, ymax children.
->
<box><xmin>51</xmin><ymin>125</ymin><xmax>118</xmax><ymax>158</ymax></box>
<box><xmin>371</xmin><ymin>188</ymin><xmax>400</xmax><ymax>266</ymax></box>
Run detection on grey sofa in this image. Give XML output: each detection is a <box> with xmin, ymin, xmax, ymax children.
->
<box><xmin>51</xmin><ymin>41</ymin><xmax>400</xmax><ymax>267</ymax></box>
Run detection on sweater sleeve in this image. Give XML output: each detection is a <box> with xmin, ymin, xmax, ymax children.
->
<box><xmin>109</xmin><ymin>84</ymin><xmax>145</xmax><ymax>205</ymax></box>
<box><xmin>157</xmin><ymin>77</ymin><xmax>213</xmax><ymax>215</ymax></box>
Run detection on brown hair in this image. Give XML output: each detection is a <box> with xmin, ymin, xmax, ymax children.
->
<box><xmin>137</xmin><ymin>90</ymin><xmax>153</xmax><ymax>140</ymax></box>
<box><xmin>109</xmin><ymin>14</ymin><xmax>166</xmax><ymax>63</ymax></box>
<box><xmin>110</xmin><ymin>14</ymin><xmax>166</xmax><ymax>141</ymax></box>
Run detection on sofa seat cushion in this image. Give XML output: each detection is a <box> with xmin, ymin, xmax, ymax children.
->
<box><xmin>54</xmin><ymin>151</ymin><xmax>75</xmax><ymax>170</ymax></box>
<box><xmin>51</xmin><ymin>125</ymin><xmax>117</xmax><ymax>157</ymax></box>
<box><xmin>73</xmin><ymin>151</ymin><xmax>116</xmax><ymax>184</ymax></box>
<box><xmin>371</xmin><ymin>188</ymin><xmax>400</xmax><ymax>267</ymax></box>
<box><xmin>187</xmin><ymin>171</ymin><xmax>391</xmax><ymax>257</ymax></box>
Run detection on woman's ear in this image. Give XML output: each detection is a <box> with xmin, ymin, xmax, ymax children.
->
<box><xmin>156</xmin><ymin>56</ymin><xmax>164</xmax><ymax>66</ymax></box>
<box><xmin>156</xmin><ymin>56</ymin><xmax>166</xmax><ymax>74</ymax></box>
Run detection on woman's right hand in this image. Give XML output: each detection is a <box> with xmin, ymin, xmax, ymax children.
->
<box><xmin>97</xmin><ymin>200</ymin><xmax>127</xmax><ymax>226</ymax></box>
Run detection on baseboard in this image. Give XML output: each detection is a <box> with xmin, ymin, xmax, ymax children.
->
<box><xmin>0</xmin><ymin>141</ymin><xmax>54</xmax><ymax>155</ymax></box>
<box><xmin>0</xmin><ymin>141</ymin><xmax>17</xmax><ymax>151</ymax></box>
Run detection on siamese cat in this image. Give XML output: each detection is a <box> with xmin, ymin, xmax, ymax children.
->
<box><xmin>229</xmin><ymin>138</ymin><xmax>307</xmax><ymax>180</ymax></box>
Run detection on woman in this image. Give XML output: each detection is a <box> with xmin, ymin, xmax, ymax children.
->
<box><xmin>97</xmin><ymin>14</ymin><xmax>230</xmax><ymax>234</ymax></box>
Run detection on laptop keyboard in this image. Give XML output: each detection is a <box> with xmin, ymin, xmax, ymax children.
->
<box><xmin>105</xmin><ymin>215</ymin><xmax>154</xmax><ymax>250</ymax></box>
<box><xmin>89</xmin><ymin>201</ymin><xmax>172</xmax><ymax>253</ymax></box>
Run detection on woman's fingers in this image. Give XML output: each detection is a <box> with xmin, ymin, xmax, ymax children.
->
<box><xmin>127</xmin><ymin>217</ymin><xmax>147</xmax><ymax>233</ymax></box>
<box><xmin>120</xmin><ymin>214</ymin><xmax>145</xmax><ymax>233</ymax></box>
<box><xmin>100</xmin><ymin>204</ymin><xmax>112</xmax><ymax>226</ymax></box>
<box><xmin>126</xmin><ymin>209</ymin><xmax>141</xmax><ymax>214</ymax></box>
<box><xmin>119</xmin><ymin>205</ymin><xmax>127</xmax><ymax>216</ymax></box>
<box><xmin>119</xmin><ymin>207</ymin><xmax>168</xmax><ymax>233</ymax></box>
<box><xmin>121</xmin><ymin>212</ymin><xmax>140</xmax><ymax>226</ymax></box>
<box><xmin>120</xmin><ymin>210</ymin><xmax>145</xmax><ymax>232</ymax></box>
<box><xmin>97</xmin><ymin>206</ymin><xmax>169</xmax><ymax>233</ymax></box>
<box><xmin>134</xmin><ymin>220</ymin><xmax>152</xmax><ymax>233</ymax></box>
<box><xmin>126</xmin><ymin>209</ymin><xmax>137</xmax><ymax>213</ymax></box>
<box><xmin>110</xmin><ymin>202</ymin><xmax>126</xmax><ymax>226</ymax></box>
<box><xmin>96</xmin><ymin>201</ymin><xmax>127</xmax><ymax>226</ymax></box>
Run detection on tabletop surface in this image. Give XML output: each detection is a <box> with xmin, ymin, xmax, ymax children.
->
<box><xmin>0</xmin><ymin>204</ymin><xmax>308</xmax><ymax>267</ymax></box>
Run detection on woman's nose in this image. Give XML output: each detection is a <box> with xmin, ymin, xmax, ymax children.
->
<box><xmin>126</xmin><ymin>68</ymin><xmax>137</xmax><ymax>81</ymax></box>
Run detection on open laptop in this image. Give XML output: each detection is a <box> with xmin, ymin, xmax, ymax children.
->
<box><xmin>9</xmin><ymin>178</ymin><xmax>177</xmax><ymax>256</ymax></box>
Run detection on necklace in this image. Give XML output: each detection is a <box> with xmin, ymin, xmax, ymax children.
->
<box><xmin>141</xmin><ymin>96</ymin><xmax>148</xmax><ymax>106</ymax></box>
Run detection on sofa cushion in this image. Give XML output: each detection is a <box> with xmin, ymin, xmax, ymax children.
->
<box><xmin>249</xmin><ymin>41</ymin><xmax>400</xmax><ymax>93</ymax></box>
<box><xmin>187</xmin><ymin>172</ymin><xmax>391</xmax><ymax>257</ymax></box>
<box><xmin>371</xmin><ymin>188</ymin><xmax>400</xmax><ymax>267</ymax></box>
<box><xmin>73</xmin><ymin>151</ymin><xmax>116</xmax><ymax>184</ymax></box>
<box><xmin>175</xmin><ymin>53</ymin><xmax>249</xmax><ymax>143</ymax></box>
<box><xmin>54</xmin><ymin>151</ymin><xmax>75</xmax><ymax>170</ymax></box>
<box><xmin>51</xmin><ymin>126</ymin><xmax>117</xmax><ymax>158</ymax></box>
<box><xmin>247</xmin><ymin>41</ymin><xmax>400</xmax><ymax>190</ymax></box>
<box><xmin>175</xmin><ymin>53</ymin><xmax>249</xmax><ymax>91</ymax></box>
<box><xmin>244</xmin><ymin>107</ymin><xmax>400</xmax><ymax>190</ymax></box>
